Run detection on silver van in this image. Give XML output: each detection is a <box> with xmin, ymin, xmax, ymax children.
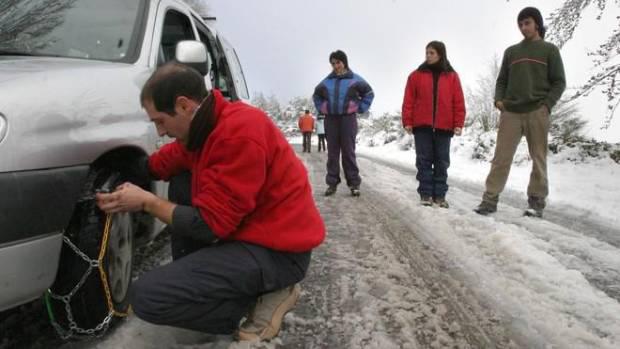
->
<box><xmin>0</xmin><ymin>0</ymin><xmax>249</xmax><ymax>337</ymax></box>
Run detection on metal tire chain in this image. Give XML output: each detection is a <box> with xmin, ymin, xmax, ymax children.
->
<box><xmin>46</xmin><ymin>212</ymin><xmax>131</xmax><ymax>340</ymax></box>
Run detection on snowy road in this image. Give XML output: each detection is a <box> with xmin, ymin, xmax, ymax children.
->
<box><xmin>2</xmin><ymin>146</ymin><xmax>620</xmax><ymax>348</ymax></box>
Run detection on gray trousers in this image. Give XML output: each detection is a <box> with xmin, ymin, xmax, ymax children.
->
<box><xmin>130</xmin><ymin>172</ymin><xmax>311</xmax><ymax>334</ymax></box>
<box><xmin>483</xmin><ymin>106</ymin><xmax>550</xmax><ymax>207</ymax></box>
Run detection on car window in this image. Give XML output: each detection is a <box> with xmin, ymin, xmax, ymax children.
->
<box><xmin>218</xmin><ymin>37</ymin><xmax>250</xmax><ymax>100</ymax></box>
<box><xmin>228</xmin><ymin>47</ymin><xmax>250</xmax><ymax>100</ymax></box>
<box><xmin>0</xmin><ymin>0</ymin><xmax>146</xmax><ymax>62</ymax></box>
<box><xmin>158</xmin><ymin>10</ymin><xmax>195</xmax><ymax>65</ymax></box>
<box><xmin>192</xmin><ymin>17</ymin><xmax>235</xmax><ymax>99</ymax></box>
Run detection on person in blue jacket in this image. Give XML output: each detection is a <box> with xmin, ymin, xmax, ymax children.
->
<box><xmin>313</xmin><ymin>50</ymin><xmax>374</xmax><ymax>197</ymax></box>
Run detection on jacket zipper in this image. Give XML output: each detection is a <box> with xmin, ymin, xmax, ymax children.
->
<box><xmin>433</xmin><ymin>73</ymin><xmax>439</xmax><ymax>132</ymax></box>
<box><xmin>333</xmin><ymin>78</ymin><xmax>342</xmax><ymax>115</ymax></box>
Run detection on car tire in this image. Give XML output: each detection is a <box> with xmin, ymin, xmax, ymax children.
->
<box><xmin>49</xmin><ymin>170</ymin><xmax>135</xmax><ymax>334</ymax></box>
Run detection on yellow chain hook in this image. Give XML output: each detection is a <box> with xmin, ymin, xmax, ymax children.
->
<box><xmin>97</xmin><ymin>213</ymin><xmax>131</xmax><ymax>317</ymax></box>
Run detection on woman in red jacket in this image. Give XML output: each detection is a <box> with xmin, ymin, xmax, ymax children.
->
<box><xmin>402</xmin><ymin>41</ymin><xmax>466</xmax><ymax>208</ymax></box>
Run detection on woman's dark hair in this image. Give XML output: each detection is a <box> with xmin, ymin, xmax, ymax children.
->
<box><xmin>329</xmin><ymin>50</ymin><xmax>349</xmax><ymax>69</ymax></box>
<box><xmin>424</xmin><ymin>41</ymin><xmax>454</xmax><ymax>72</ymax></box>
<box><xmin>518</xmin><ymin>7</ymin><xmax>546</xmax><ymax>38</ymax></box>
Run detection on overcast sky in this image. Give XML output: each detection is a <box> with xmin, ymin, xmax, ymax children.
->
<box><xmin>207</xmin><ymin>0</ymin><xmax>620</xmax><ymax>142</ymax></box>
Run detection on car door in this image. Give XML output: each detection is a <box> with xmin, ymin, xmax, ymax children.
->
<box><xmin>191</xmin><ymin>15</ymin><xmax>238</xmax><ymax>101</ymax></box>
<box><xmin>217</xmin><ymin>35</ymin><xmax>250</xmax><ymax>103</ymax></box>
<box><xmin>150</xmin><ymin>0</ymin><xmax>213</xmax><ymax>90</ymax></box>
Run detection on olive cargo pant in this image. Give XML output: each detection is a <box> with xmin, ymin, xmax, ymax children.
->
<box><xmin>482</xmin><ymin>106</ymin><xmax>550</xmax><ymax>208</ymax></box>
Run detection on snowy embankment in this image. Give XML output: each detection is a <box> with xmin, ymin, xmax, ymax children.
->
<box><xmin>357</xmin><ymin>132</ymin><xmax>620</xmax><ymax>227</ymax></box>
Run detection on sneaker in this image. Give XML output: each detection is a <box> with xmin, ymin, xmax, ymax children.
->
<box><xmin>237</xmin><ymin>284</ymin><xmax>301</xmax><ymax>341</ymax></box>
<box><xmin>524</xmin><ymin>196</ymin><xmax>544</xmax><ymax>218</ymax></box>
<box><xmin>523</xmin><ymin>207</ymin><xmax>543</xmax><ymax>218</ymax></box>
<box><xmin>350</xmin><ymin>186</ymin><xmax>360</xmax><ymax>197</ymax></box>
<box><xmin>420</xmin><ymin>196</ymin><xmax>433</xmax><ymax>206</ymax></box>
<box><xmin>474</xmin><ymin>201</ymin><xmax>497</xmax><ymax>215</ymax></box>
<box><xmin>434</xmin><ymin>197</ymin><xmax>449</xmax><ymax>208</ymax></box>
<box><xmin>324</xmin><ymin>186</ymin><xmax>337</xmax><ymax>196</ymax></box>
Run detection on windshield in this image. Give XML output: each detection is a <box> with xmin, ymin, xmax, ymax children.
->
<box><xmin>0</xmin><ymin>0</ymin><xmax>146</xmax><ymax>62</ymax></box>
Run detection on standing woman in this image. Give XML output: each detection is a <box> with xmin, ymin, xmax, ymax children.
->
<box><xmin>402</xmin><ymin>41</ymin><xmax>466</xmax><ymax>207</ymax></box>
<box><xmin>313</xmin><ymin>50</ymin><xmax>374</xmax><ymax>197</ymax></box>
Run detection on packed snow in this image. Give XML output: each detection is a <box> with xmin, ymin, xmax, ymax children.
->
<box><xmin>3</xmin><ymin>133</ymin><xmax>618</xmax><ymax>348</ymax></box>
<box><xmin>56</xmin><ymin>135</ymin><xmax>619</xmax><ymax>349</ymax></box>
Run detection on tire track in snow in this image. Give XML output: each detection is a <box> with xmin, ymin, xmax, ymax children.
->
<box><xmin>279</xmin><ymin>150</ymin><xmax>518</xmax><ymax>348</ymax></box>
<box><xmin>358</xmin><ymin>153</ymin><xmax>620</xmax><ymax>302</ymax></box>
<box><xmin>357</xmin><ymin>156</ymin><xmax>620</xmax><ymax>348</ymax></box>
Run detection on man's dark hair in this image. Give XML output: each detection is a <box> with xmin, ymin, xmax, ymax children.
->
<box><xmin>140</xmin><ymin>62</ymin><xmax>208</xmax><ymax>115</ymax></box>
<box><xmin>329</xmin><ymin>50</ymin><xmax>349</xmax><ymax>69</ymax></box>
<box><xmin>305</xmin><ymin>109</ymin><xmax>310</xmax><ymax>113</ymax></box>
<box><xmin>425</xmin><ymin>41</ymin><xmax>455</xmax><ymax>72</ymax></box>
<box><xmin>518</xmin><ymin>7</ymin><xmax>546</xmax><ymax>38</ymax></box>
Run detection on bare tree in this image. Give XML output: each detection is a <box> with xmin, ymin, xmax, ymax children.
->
<box><xmin>465</xmin><ymin>55</ymin><xmax>501</xmax><ymax>132</ymax></box>
<box><xmin>251</xmin><ymin>92</ymin><xmax>283</xmax><ymax>121</ymax></box>
<box><xmin>251</xmin><ymin>92</ymin><xmax>269</xmax><ymax>111</ymax></box>
<box><xmin>546</xmin><ymin>0</ymin><xmax>620</xmax><ymax>128</ymax></box>
<box><xmin>288</xmin><ymin>96</ymin><xmax>316</xmax><ymax>118</ymax></box>
<box><xmin>549</xmin><ymin>98</ymin><xmax>588</xmax><ymax>144</ymax></box>
<box><xmin>0</xmin><ymin>0</ymin><xmax>77</xmax><ymax>51</ymax></box>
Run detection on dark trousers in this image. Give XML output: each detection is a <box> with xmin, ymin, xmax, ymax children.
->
<box><xmin>413</xmin><ymin>128</ymin><xmax>452</xmax><ymax>199</ymax></box>
<box><xmin>324</xmin><ymin>114</ymin><xmax>360</xmax><ymax>187</ymax></box>
<box><xmin>317</xmin><ymin>134</ymin><xmax>326</xmax><ymax>152</ymax></box>
<box><xmin>129</xmin><ymin>172</ymin><xmax>311</xmax><ymax>334</ymax></box>
<box><xmin>302</xmin><ymin>132</ymin><xmax>312</xmax><ymax>152</ymax></box>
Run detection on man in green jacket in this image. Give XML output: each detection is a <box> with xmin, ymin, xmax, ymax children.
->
<box><xmin>475</xmin><ymin>7</ymin><xmax>566</xmax><ymax>218</ymax></box>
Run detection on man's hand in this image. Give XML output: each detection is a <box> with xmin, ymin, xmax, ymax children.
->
<box><xmin>96</xmin><ymin>182</ymin><xmax>154</xmax><ymax>213</ymax></box>
<box><xmin>404</xmin><ymin>126</ymin><xmax>413</xmax><ymax>134</ymax></box>
<box><xmin>454</xmin><ymin>127</ymin><xmax>463</xmax><ymax>136</ymax></box>
<box><xmin>97</xmin><ymin>182</ymin><xmax>176</xmax><ymax>224</ymax></box>
<box><xmin>494</xmin><ymin>101</ymin><xmax>505</xmax><ymax>112</ymax></box>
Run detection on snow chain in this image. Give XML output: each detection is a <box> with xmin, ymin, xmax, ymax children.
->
<box><xmin>45</xmin><ymin>213</ymin><xmax>131</xmax><ymax>340</ymax></box>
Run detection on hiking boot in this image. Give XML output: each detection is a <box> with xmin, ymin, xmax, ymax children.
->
<box><xmin>237</xmin><ymin>284</ymin><xmax>301</xmax><ymax>341</ymax></box>
<box><xmin>350</xmin><ymin>186</ymin><xmax>361</xmax><ymax>197</ymax></box>
<box><xmin>474</xmin><ymin>201</ymin><xmax>497</xmax><ymax>215</ymax></box>
<box><xmin>434</xmin><ymin>197</ymin><xmax>449</xmax><ymax>208</ymax></box>
<box><xmin>523</xmin><ymin>208</ymin><xmax>543</xmax><ymax>218</ymax></box>
<box><xmin>420</xmin><ymin>196</ymin><xmax>433</xmax><ymax>206</ymax></box>
<box><xmin>524</xmin><ymin>196</ymin><xmax>545</xmax><ymax>218</ymax></box>
<box><xmin>324</xmin><ymin>186</ymin><xmax>337</xmax><ymax>196</ymax></box>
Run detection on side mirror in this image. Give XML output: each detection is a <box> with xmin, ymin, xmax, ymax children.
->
<box><xmin>175</xmin><ymin>40</ymin><xmax>210</xmax><ymax>76</ymax></box>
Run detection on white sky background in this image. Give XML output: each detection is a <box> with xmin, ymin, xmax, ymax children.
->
<box><xmin>207</xmin><ymin>0</ymin><xmax>620</xmax><ymax>142</ymax></box>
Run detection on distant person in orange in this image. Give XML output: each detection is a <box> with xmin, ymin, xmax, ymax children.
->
<box><xmin>298</xmin><ymin>109</ymin><xmax>315</xmax><ymax>153</ymax></box>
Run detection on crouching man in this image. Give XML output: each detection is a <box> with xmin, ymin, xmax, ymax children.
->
<box><xmin>96</xmin><ymin>63</ymin><xmax>325</xmax><ymax>341</ymax></box>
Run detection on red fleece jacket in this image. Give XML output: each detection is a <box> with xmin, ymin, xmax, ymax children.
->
<box><xmin>402</xmin><ymin>70</ymin><xmax>466</xmax><ymax>131</ymax></box>
<box><xmin>148</xmin><ymin>90</ymin><xmax>325</xmax><ymax>252</ymax></box>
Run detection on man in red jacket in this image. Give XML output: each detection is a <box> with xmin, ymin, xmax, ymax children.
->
<box><xmin>96</xmin><ymin>63</ymin><xmax>325</xmax><ymax>341</ymax></box>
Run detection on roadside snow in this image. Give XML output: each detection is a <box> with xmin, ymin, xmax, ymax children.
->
<box><xmin>357</xmin><ymin>133</ymin><xmax>620</xmax><ymax>227</ymax></box>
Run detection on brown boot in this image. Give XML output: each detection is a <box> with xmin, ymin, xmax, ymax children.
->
<box><xmin>236</xmin><ymin>284</ymin><xmax>301</xmax><ymax>341</ymax></box>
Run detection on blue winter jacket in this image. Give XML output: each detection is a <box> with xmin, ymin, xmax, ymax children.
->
<box><xmin>313</xmin><ymin>70</ymin><xmax>374</xmax><ymax>116</ymax></box>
